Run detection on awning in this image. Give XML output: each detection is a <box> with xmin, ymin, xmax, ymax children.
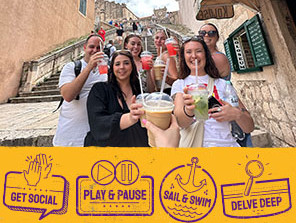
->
<box><xmin>195</xmin><ymin>0</ymin><xmax>260</xmax><ymax>20</ymax></box>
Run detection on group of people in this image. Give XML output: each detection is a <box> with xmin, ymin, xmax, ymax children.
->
<box><xmin>53</xmin><ymin>23</ymin><xmax>254</xmax><ymax>148</ymax></box>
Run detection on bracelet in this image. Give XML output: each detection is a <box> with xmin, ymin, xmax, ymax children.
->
<box><xmin>183</xmin><ymin>105</ymin><xmax>195</xmax><ymax>118</ymax></box>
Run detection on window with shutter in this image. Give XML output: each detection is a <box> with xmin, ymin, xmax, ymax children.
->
<box><xmin>224</xmin><ymin>14</ymin><xmax>273</xmax><ymax>73</ymax></box>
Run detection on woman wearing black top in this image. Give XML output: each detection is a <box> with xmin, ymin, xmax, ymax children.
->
<box><xmin>84</xmin><ymin>50</ymin><xmax>149</xmax><ymax>147</ymax></box>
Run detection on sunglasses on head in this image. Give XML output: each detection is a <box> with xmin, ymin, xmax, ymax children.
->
<box><xmin>182</xmin><ymin>35</ymin><xmax>204</xmax><ymax>43</ymax></box>
<box><xmin>198</xmin><ymin>30</ymin><xmax>217</xmax><ymax>37</ymax></box>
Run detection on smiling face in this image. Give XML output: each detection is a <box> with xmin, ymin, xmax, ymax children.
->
<box><xmin>154</xmin><ymin>30</ymin><xmax>166</xmax><ymax>49</ymax></box>
<box><xmin>184</xmin><ymin>41</ymin><xmax>206</xmax><ymax>76</ymax></box>
<box><xmin>113</xmin><ymin>55</ymin><xmax>133</xmax><ymax>83</ymax></box>
<box><xmin>199</xmin><ymin>24</ymin><xmax>219</xmax><ymax>49</ymax></box>
<box><xmin>125</xmin><ymin>36</ymin><xmax>142</xmax><ymax>58</ymax></box>
<box><xmin>83</xmin><ymin>36</ymin><xmax>103</xmax><ymax>63</ymax></box>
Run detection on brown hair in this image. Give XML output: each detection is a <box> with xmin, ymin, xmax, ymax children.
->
<box><xmin>179</xmin><ymin>36</ymin><xmax>220</xmax><ymax>79</ymax></box>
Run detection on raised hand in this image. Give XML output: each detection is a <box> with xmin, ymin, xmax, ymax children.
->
<box><xmin>23</xmin><ymin>161</ymin><xmax>42</xmax><ymax>186</ymax></box>
<box><xmin>35</xmin><ymin>154</ymin><xmax>52</xmax><ymax>179</ymax></box>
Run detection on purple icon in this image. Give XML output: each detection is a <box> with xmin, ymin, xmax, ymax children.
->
<box><xmin>3</xmin><ymin>172</ymin><xmax>69</xmax><ymax>220</ymax></box>
<box><xmin>159</xmin><ymin>157</ymin><xmax>217</xmax><ymax>222</ymax></box>
<box><xmin>77</xmin><ymin>159</ymin><xmax>154</xmax><ymax>216</ymax></box>
<box><xmin>221</xmin><ymin>158</ymin><xmax>291</xmax><ymax>219</ymax></box>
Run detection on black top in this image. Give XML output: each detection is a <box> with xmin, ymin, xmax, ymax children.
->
<box><xmin>116</xmin><ymin>29</ymin><xmax>124</xmax><ymax>36</ymax></box>
<box><xmin>84</xmin><ymin>82</ymin><xmax>149</xmax><ymax>147</ymax></box>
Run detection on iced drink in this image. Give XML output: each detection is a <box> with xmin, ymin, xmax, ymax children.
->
<box><xmin>153</xmin><ymin>59</ymin><xmax>166</xmax><ymax>81</ymax></box>
<box><xmin>144</xmin><ymin>93</ymin><xmax>174</xmax><ymax>147</ymax></box>
<box><xmin>187</xmin><ymin>84</ymin><xmax>208</xmax><ymax>120</ymax></box>
<box><xmin>141</xmin><ymin>51</ymin><xmax>153</xmax><ymax>70</ymax></box>
<box><xmin>153</xmin><ymin>59</ymin><xmax>166</xmax><ymax>90</ymax></box>
<box><xmin>98</xmin><ymin>54</ymin><xmax>109</xmax><ymax>75</ymax></box>
<box><xmin>165</xmin><ymin>38</ymin><xmax>177</xmax><ymax>57</ymax></box>
<box><xmin>136</xmin><ymin>93</ymin><xmax>149</xmax><ymax>127</ymax></box>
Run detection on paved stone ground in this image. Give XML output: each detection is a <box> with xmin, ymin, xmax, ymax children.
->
<box><xmin>0</xmin><ymin>102</ymin><xmax>59</xmax><ymax>146</ymax></box>
<box><xmin>0</xmin><ymin>101</ymin><xmax>272</xmax><ymax>147</ymax></box>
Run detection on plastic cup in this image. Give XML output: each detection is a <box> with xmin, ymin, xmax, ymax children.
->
<box><xmin>165</xmin><ymin>38</ymin><xmax>177</xmax><ymax>57</ymax></box>
<box><xmin>153</xmin><ymin>59</ymin><xmax>166</xmax><ymax>90</ymax></box>
<box><xmin>136</xmin><ymin>93</ymin><xmax>149</xmax><ymax>127</ymax></box>
<box><xmin>187</xmin><ymin>84</ymin><xmax>208</xmax><ymax>120</ymax></box>
<box><xmin>98</xmin><ymin>54</ymin><xmax>109</xmax><ymax>75</ymax></box>
<box><xmin>140</xmin><ymin>51</ymin><xmax>153</xmax><ymax>70</ymax></box>
<box><xmin>144</xmin><ymin>92</ymin><xmax>174</xmax><ymax>147</ymax></box>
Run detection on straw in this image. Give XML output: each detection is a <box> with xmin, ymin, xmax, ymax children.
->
<box><xmin>160</xmin><ymin>58</ymin><xmax>170</xmax><ymax>94</ymax></box>
<box><xmin>164</xmin><ymin>28</ymin><xmax>169</xmax><ymax>38</ymax></box>
<box><xmin>160</xmin><ymin>46</ymin><xmax>162</xmax><ymax>55</ymax></box>
<box><xmin>145</xmin><ymin>37</ymin><xmax>148</xmax><ymax>51</ymax></box>
<box><xmin>195</xmin><ymin>59</ymin><xmax>198</xmax><ymax>85</ymax></box>
<box><xmin>137</xmin><ymin>71</ymin><xmax>145</xmax><ymax>105</ymax></box>
<box><xmin>100</xmin><ymin>41</ymin><xmax>103</xmax><ymax>52</ymax></box>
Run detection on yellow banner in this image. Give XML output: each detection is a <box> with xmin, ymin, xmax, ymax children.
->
<box><xmin>0</xmin><ymin>147</ymin><xmax>295</xmax><ymax>222</ymax></box>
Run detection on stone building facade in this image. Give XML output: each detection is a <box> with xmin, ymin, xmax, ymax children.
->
<box><xmin>177</xmin><ymin>0</ymin><xmax>296</xmax><ymax>147</ymax></box>
<box><xmin>95</xmin><ymin>0</ymin><xmax>138</xmax><ymax>25</ymax></box>
<box><xmin>0</xmin><ymin>0</ymin><xmax>95</xmax><ymax>103</ymax></box>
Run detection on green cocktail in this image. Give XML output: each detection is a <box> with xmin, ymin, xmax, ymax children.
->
<box><xmin>188</xmin><ymin>84</ymin><xmax>208</xmax><ymax>120</ymax></box>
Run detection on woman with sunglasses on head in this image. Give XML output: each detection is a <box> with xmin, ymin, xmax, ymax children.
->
<box><xmin>123</xmin><ymin>33</ymin><xmax>156</xmax><ymax>93</ymax></box>
<box><xmin>171</xmin><ymin>36</ymin><xmax>254</xmax><ymax>147</ymax></box>
<box><xmin>84</xmin><ymin>50</ymin><xmax>148</xmax><ymax>147</ymax></box>
<box><xmin>199</xmin><ymin>23</ymin><xmax>231</xmax><ymax>80</ymax></box>
<box><xmin>153</xmin><ymin>29</ymin><xmax>179</xmax><ymax>94</ymax></box>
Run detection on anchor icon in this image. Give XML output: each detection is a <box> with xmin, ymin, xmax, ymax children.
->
<box><xmin>175</xmin><ymin>157</ymin><xmax>207</xmax><ymax>193</ymax></box>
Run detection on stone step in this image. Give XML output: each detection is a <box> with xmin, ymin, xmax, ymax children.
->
<box><xmin>33</xmin><ymin>85</ymin><xmax>59</xmax><ymax>91</ymax></box>
<box><xmin>42</xmin><ymin>80</ymin><xmax>59</xmax><ymax>85</ymax></box>
<box><xmin>48</xmin><ymin>76</ymin><xmax>59</xmax><ymax>81</ymax></box>
<box><xmin>1</xmin><ymin>127</ymin><xmax>272</xmax><ymax>147</ymax></box>
<box><xmin>251</xmin><ymin>129</ymin><xmax>272</xmax><ymax>147</ymax></box>
<box><xmin>19</xmin><ymin>89</ymin><xmax>60</xmax><ymax>97</ymax></box>
<box><xmin>9</xmin><ymin>95</ymin><xmax>61</xmax><ymax>103</ymax></box>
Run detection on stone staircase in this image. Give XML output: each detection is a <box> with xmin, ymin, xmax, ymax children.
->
<box><xmin>9</xmin><ymin>72</ymin><xmax>61</xmax><ymax>103</ymax></box>
<box><xmin>4</xmin><ymin>25</ymin><xmax>273</xmax><ymax>147</ymax></box>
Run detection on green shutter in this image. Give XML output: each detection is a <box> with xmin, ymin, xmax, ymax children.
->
<box><xmin>224</xmin><ymin>38</ymin><xmax>238</xmax><ymax>71</ymax></box>
<box><xmin>244</xmin><ymin>14</ymin><xmax>273</xmax><ymax>67</ymax></box>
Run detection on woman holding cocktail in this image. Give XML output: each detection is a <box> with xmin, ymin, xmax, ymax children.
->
<box><xmin>123</xmin><ymin>33</ymin><xmax>156</xmax><ymax>93</ymax></box>
<box><xmin>171</xmin><ymin>36</ymin><xmax>254</xmax><ymax>147</ymax></box>
<box><xmin>153</xmin><ymin>29</ymin><xmax>179</xmax><ymax>94</ymax></box>
<box><xmin>84</xmin><ymin>50</ymin><xmax>148</xmax><ymax>147</ymax></box>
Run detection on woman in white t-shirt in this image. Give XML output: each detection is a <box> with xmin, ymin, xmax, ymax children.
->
<box><xmin>171</xmin><ymin>36</ymin><xmax>254</xmax><ymax>147</ymax></box>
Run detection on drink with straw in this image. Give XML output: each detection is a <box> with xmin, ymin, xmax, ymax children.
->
<box><xmin>136</xmin><ymin>93</ymin><xmax>149</xmax><ymax>127</ymax></box>
<box><xmin>98</xmin><ymin>54</ymin><xmax>109</xmax><ymax>75</ymax></box>
<box><xmin>187</xmin><ymin>84</ymin><xmax>208</xmax><ymax>120</ymax></box>
<box><xmin>165</xmin><ymin>38</ymin><xmax>177</xmax><ymax>57</ymax></box>
<box><xmin>140</xmin><ymin>51</ymin><xmax>153</xmax><ymax>70</ymax></box>
<box><xmin>144</xmin><ymin>92</ymin><xmax>174</xmax><ymax>147</ymax></box>
<box><xmin>153</xmin><ymin>58</ymin><xmax>166</xmax><ymax>90</ymax></box>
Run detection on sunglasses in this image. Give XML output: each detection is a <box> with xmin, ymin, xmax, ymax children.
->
<box><xmin>198</xmin><ymin>30</ymin><xmax>217</xmax><ymax>37</ymax></box>
<box><xmin>182</xmin><ymin>35</ymin><xmax>204</xmax><ymax>43</ymax></box>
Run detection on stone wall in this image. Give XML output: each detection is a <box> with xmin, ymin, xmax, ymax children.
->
<box><xmin>0</xmin><ymin>0</ymin><xmax>95</xmax><ymax>103</ymax></box>
<box><xmin>177</xmin><ymin>0</ymin><xmax>296</xmax><ymax>147</ymax></box>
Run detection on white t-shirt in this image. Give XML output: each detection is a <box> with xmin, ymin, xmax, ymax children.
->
<box><xmin>171</xmin><ymin>74</ymin><xmax>240</xmax><ymax>147</ymax></box>
<box><xmin>53</xmin><ymin>59</ymin><xmax>108</xmax><ymax>146</ymax></box>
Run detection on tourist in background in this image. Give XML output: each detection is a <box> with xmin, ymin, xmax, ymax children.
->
<box><xmin>97</xmin><ymin>26</ymin><xmax>106</xmax><ymax>42</ymax></box>
<box><xmin>116</xmin><ymin>26</ymin><xmax>124</xmax><ymax>45</ymax></box>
